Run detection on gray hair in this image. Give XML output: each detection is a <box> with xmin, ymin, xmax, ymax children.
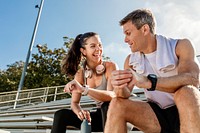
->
<box><xmin>120</xmin><ymin>9</ymin><xmax>156</xmax><ymax>34</ymax></box>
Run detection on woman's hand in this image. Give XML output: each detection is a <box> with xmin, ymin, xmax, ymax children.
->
<box><xmin>77</xmin><ymin>110</ymin><xmax>91</xmax><ymax>123</ymax></box>
<box><xmin>64</xmin><ymin>80</ymin><xmax>84</xmax><ymax>94</ymax></box>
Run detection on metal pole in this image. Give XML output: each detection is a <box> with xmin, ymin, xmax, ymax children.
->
<box><xmin>14</xmin><ymin>0</ymin><xmax>45</xmax><ymax>109</ymax></box>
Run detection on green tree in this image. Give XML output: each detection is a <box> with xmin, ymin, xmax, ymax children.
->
<box><xmin>0</xmin><ymin>37</ymin><xmax>74</xmax><ymax>92</ymax></box>
<box><xmin>24</xmin><ymin>44</ymin><xmax>67</xmax><ymax>89</ymax></box>
<box><xmin>0</xmin><ymin>61</ymin><xmax>24</xmax><ymax>92</ymax></box>
<box><xmin>24</xmin><ymin>37</ymin><xmax>75</xmax><ymax>89</ymax></box>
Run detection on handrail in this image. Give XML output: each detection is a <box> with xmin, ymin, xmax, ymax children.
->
<box><xmin>0</xmin><ymin>85</ymin><xmax>70</xmax><ymax>110</ymax></box>
<box><xmin>0</xmin><ymin>85</ymin><xmax>65</xmax><ymax>95</ymax></box>
<box><xmin>0</xmin><ymin>85</ymin><xmax>146</xmax><ymax>111</ymax></box>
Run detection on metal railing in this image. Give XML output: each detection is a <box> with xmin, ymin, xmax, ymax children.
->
<box><xmin>0</xmin><ymin>85</ymin><xmax>70</xmax><ymax>110</ymax></box>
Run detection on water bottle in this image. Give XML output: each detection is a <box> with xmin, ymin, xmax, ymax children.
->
<box><xmin>80</xmin><ymin>119</ymin><xmax>91</xmax><ymax>133</ymax></box>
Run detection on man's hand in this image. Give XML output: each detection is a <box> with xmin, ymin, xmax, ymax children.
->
<box><xmin>111</xmin><ymin>70</ymin><xmax>133</xmax><ymax>88</ymax></box>
<box><xmin>129</xmin><ymin>68</ymin><xmax>151</xmax><ymax>89</ymax></box>
<box><xmin>111</xmin><ymin>70</ymin><xmax>133</xmax><ymax>98</ymax></box>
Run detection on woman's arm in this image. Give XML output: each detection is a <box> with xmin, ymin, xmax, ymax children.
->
<box><xmin>86</xmin><ymin>61</ymin><xmax>118</xmax><ymax>101</ymax></box>
<box><xmin>70</xmin><ymin>69</ymin><xmax>90</xmax><ymax>121</ymax></box>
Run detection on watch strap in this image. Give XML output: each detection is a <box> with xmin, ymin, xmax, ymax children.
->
<box><xmin>147</xmin><ymin>74</ymin><xmax>157</xmax><ymax>91</ymax></box>
<box><xmin>82</xmin><ymin>85</ymin><xmax>89</xmax><ymax>95</ymax></box>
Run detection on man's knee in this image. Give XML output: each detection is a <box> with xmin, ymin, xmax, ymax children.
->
<box><xmin>107</xmin><ymin>98</ymin><xmax>127</xmax><ymax>117</ymax></box>
<box><xmin>109</xmin><ymin>98</ymin><xmax>127</xmax><ymax>109</ymax></box>
<box><xmin>174</xmin><ymin>85</ymin><xmax>200</xmax><ymax>108</ymax></box>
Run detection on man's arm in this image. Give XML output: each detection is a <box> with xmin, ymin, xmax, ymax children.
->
<box><xmin>156</xmin><ymin>39</ymin><xmax>199</xmax><ymax>92</ymax></box>
<box><xmin>112</xmin><ymin>55</ymin><xmax>133</xmax><ymax>98</ymax></box>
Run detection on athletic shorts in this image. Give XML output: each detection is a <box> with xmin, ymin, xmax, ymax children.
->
<box><xmin>148</xmin><ymin>102</ymin><xmax>180</xmax><ymax>133</ymax></box>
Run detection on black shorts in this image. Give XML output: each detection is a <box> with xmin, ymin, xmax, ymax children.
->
<box><xmin>148</xmin><ymin>102</ymin><xmax>180</xmax><ymax>133</ymax></box>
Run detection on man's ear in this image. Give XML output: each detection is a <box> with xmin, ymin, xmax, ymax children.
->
<box><xmin>142</xmin><ymin>24</ymin><xmax>150</xmax><ymax>36</ymax></box>
<box><xmin>80</xmin><ymin>48</ymin><xmax>86</xmax><ymax>56</ymax></box>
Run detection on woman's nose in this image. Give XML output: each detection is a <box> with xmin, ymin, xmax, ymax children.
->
<box><xmin>96</xmin><ymin>46</ymin><xmax>102</xmax><ymax>50</ymax></box>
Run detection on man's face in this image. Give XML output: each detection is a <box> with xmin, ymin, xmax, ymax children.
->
<box><xmin>122</xmin><ymin>21</ymin><xmax>144</xmax><ymax>53</ymax></box>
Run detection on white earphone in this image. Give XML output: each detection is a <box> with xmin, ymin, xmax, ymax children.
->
<box><xmin>84</xmin><ymin>61</ymin><xmax>105</xmax><ymax>78</ymax></box>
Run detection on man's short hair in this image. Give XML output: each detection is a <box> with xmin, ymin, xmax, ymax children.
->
<box><xmin>119</xmin><ymin>9</ymin><xmax>156</xmax><ymax>34</ymax></box>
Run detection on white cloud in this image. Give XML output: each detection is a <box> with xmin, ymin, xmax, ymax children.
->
<box><xmin>148</xmin><ymin>0</ymin><xmax>200</xmax><ymax>55</ymax></box>
<box><xmin>104</xmin><ymin>42</ymin><xmax>131</xmax><ymax>69</ymax></box>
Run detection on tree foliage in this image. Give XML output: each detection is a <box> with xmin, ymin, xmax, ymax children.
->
<box><xmin>0</xmin><ymin>61</ymin><xmax>24</xmax><ymax>92</ymax></box>
<box><xmin>0</xmin><ymin>37</ymin><xmax>74</xmax><ymax>92</ymax></box>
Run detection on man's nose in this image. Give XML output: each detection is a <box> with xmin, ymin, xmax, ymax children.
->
<box><xmin>124</xmin><ymin>37</ymin><xmax>129</xmax><ymax>43</ymax></box>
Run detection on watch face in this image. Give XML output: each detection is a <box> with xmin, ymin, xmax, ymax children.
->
<box><xmin>150</xmin><ymin>74</ymin><xmax>157</xmax><ymax>78</ymax></box>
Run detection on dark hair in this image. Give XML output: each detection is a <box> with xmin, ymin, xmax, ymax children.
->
<box><xmin>119</xmin><ymin>9</ymin><xmax>155</xmax><ymax>34</ymax></box>
<box><xmin>61</xmin><ymin>32</ymin><xmax>98</xmax><ymax>76</ymax></box>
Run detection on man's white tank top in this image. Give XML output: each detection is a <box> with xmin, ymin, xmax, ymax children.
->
<box><xmin>130</xmin><ymin>35</ymin><xmax>200</xmax><ymax>109</ymax></box>
<box><xmin>143</xmin><ymin>51</ymin><xmax>177</xmax><ymax>109</ymax></box>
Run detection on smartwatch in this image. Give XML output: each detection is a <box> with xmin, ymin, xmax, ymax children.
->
<box><xmin>147</xmin><ymin>74</ymin><xmax>157</xmax><ymax>91</ymax></box>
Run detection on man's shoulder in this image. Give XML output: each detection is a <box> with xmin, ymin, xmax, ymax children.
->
<box><xmin>156</xmin><ymin>34</ymin><xmax>180</xmax><ymax>42</ymax></box>
<box><xmin>176</xmin><ymin>39</ymin><xmax>192</xmax><ymax>50</ymax></box>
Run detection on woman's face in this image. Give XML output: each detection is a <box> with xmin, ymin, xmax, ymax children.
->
<box><xmin>81</xmin><ymin>35</ymin><xmax>103</xmax><ymax>63</ymax></box>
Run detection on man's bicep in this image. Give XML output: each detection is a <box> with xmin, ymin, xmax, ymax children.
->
<box><xmin>176</xmin><ymin>39</ymin><xmax>199</xmax><ymax>76</ymax></box>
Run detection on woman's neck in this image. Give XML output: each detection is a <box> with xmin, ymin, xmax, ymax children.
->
<box><xmin>86</xmin><ymin>60</ymin><xmax>101</xmax><ymax>70</ymax></box>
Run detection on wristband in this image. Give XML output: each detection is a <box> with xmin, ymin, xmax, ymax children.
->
<box><xmin>82</xmin><ymin>85</ymin><xmax>89</xmax><ymax>95</ymax></box>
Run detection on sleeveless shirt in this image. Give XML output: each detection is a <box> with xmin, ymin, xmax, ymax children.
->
<box><xmin>129</xmin><ymin>35</ymin><xmax>179</xmax><ymax>109</ymax></box>
<box><xmin>83</xmin><ymin>69</ymin><xmax>107</xmax><ymax>108</ymax></box>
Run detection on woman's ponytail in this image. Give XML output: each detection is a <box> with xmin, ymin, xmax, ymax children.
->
<box><xmin>61</xmin><ymin>34</ymin><xmax>83</xmax><ymax>76</ymax></box>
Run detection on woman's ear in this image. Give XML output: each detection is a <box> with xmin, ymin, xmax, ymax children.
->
<box><xmin>80</xmin><ymin>48</ymin><xmax>86</xmax><ymax>56</ymax></box>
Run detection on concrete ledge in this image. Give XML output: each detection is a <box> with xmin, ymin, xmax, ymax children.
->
<box><xmin>0</xmin><ymin>116</ymin><xmax>53</xmax><ymax>123</ymax></box>
<box><xmin>0</xmin><ymin>129</ymin><xmax>10</xmax><ymax>133</ymax></box>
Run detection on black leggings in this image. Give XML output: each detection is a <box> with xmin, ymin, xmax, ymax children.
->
<box><xmin>51</xmin><ymin>102</ymin><xmax>109</xmax><ymax>133</ymax></box>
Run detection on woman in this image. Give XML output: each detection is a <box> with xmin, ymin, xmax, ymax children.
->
<box><xmin>51</xmin><ymin>32</ymin><xmax>118</xmax><ymax>133</ymax></box>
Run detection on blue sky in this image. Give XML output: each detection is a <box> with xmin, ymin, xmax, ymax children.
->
<box><xmin>1</xmin><ymin>0</ymin><xmax>200</xmax><ymax>70</ymax></box>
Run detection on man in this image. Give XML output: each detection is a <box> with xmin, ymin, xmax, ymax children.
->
<box><xmin>105</xmin><ymin>9</ymin><xmax>200</xmax><ymax>133</ymax></box>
